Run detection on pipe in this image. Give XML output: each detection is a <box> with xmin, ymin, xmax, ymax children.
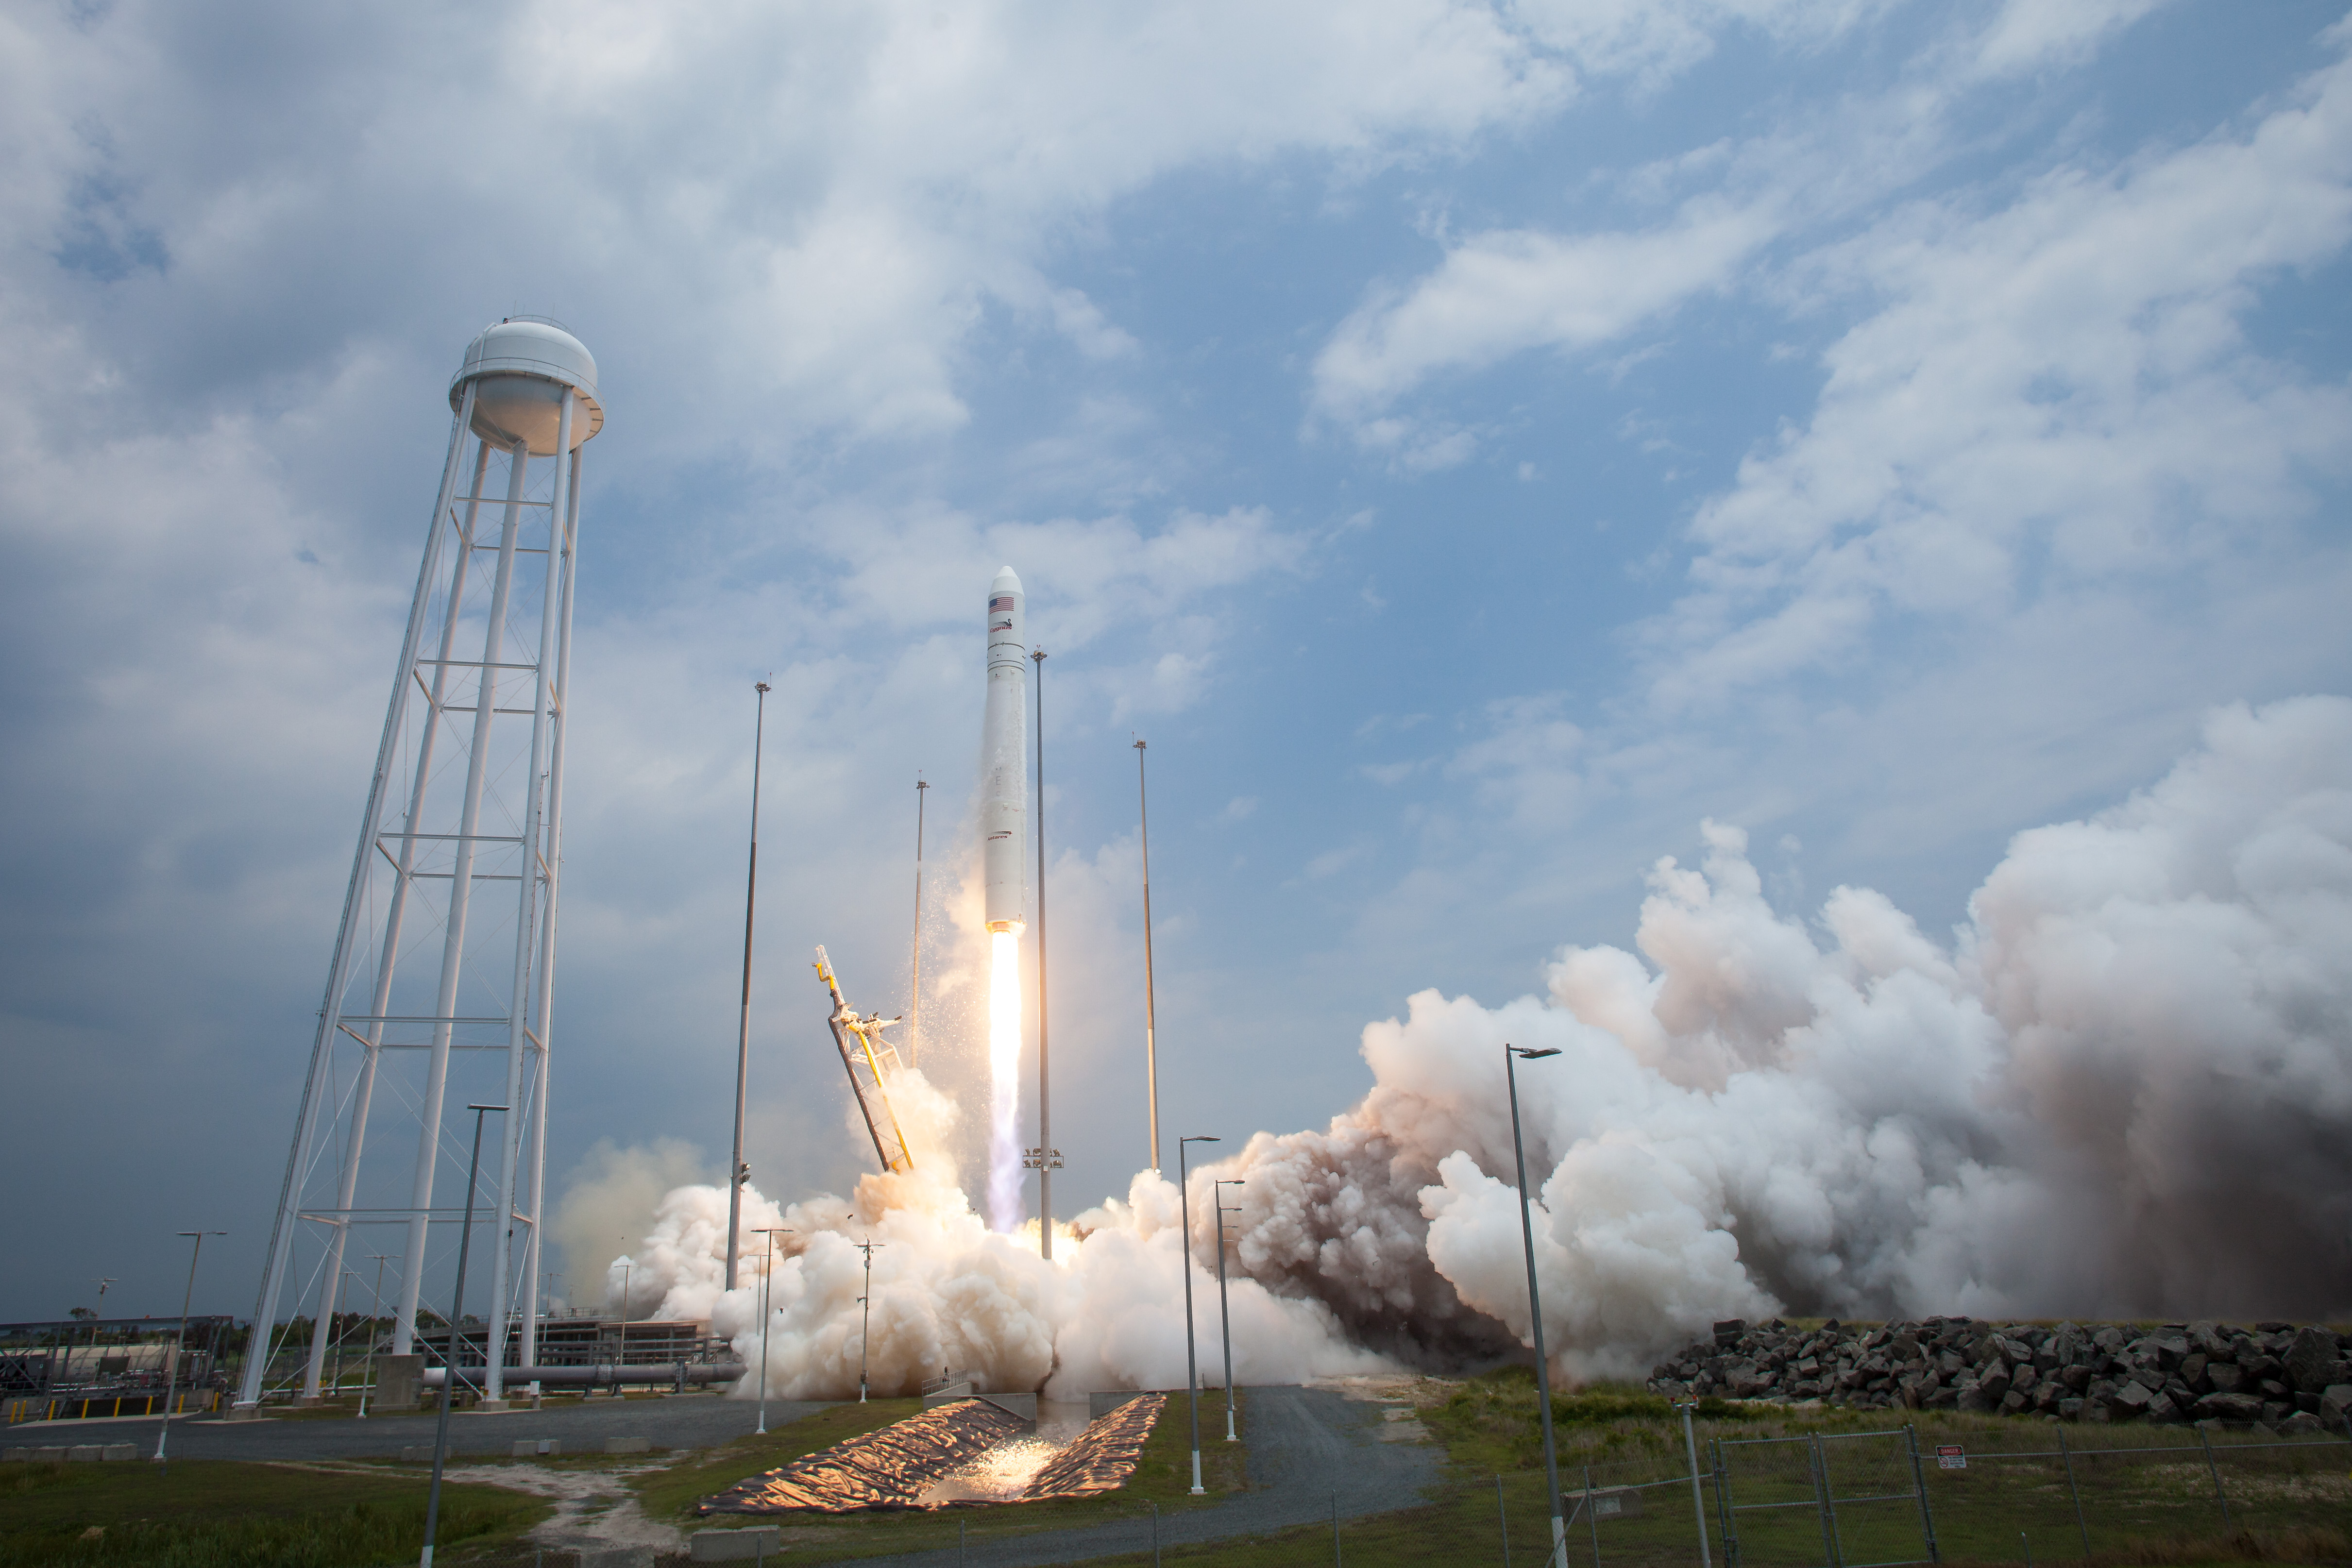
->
<box><xmin>423</xmin><ymin>1363</ymin><xmax>745</xmax><ymax>1389</ymax></box>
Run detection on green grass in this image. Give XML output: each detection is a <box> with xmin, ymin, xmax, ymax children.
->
<box><xmin>1038</xmin><ymin>1369</ymin><xmax>2352</xmax><ymax>1567</ymax></box>
<box><xmin>650</xmin><ymin>1389</ymin><xmax>1250</xmax><ymax>1560</ymax></box>
<box><xmin>0</xmin><ymin>1459</ymin><xmax>549</xmax><ymax>1567</ymax></box>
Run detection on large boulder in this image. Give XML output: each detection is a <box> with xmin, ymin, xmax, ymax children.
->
<box><xmin>2285</xmin><ymin>1328</ymin><xmax>2345</xmax><ymax>1393</ymax></box>
<box><xmin>2194</xmin><ymin>1392</ymin><xmax>2266</xmax><ymax>1424</ymax></box>
<box><xmin>2106</xmin><ymin>1382</ymin><xmax>2155</xmax><ymax>1419</ymax></box>
<box><xmin>2320</xmin><ymin>1385</ymin><xmax>2352</xmax><ymax>1429</ymax></box>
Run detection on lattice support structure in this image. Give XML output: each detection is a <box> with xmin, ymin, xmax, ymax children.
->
<box><xmin>238</xmin><ymin>320</ymin><xmax>603</xmax><ymax>1411</ymax></box>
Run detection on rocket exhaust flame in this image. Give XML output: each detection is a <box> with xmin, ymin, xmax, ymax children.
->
<box><xmin>988</xmin><ymin>929</ymin><xmax>1024</xmax><ymax>1233</ymax></box>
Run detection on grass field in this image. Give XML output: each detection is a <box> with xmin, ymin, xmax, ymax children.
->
<box><xmin>0</xmin><ymin>1456</ymin><xmax>549</xmax><ymax>1567</ymax></box>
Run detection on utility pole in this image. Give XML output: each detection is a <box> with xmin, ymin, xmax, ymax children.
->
<box><xmin>911</xmin><ymin>776</ymin><xmax>927</xmax><ymax>1067</ymax></box>
<box><xmin>1134</xmin><ymin>739</ymin><xmax>1161</xmax><ymax>1172</ymax></box>
<box><xmin>855</xmin><ymin>1240</ymin><xmax>885</xmax><ymax>1402</ymax></box>
<box><xmin>727</xmin><ymin>680</ymin><xmax>771</xmax><ymax>1293</ymax></box>
<box><xmin>1024</xmin><ymin>648</ymin><xmax>1062</xmax><ymax>1257</ymax></box>
<box><xmin>153</xmin><ymin>1232</ymin><xmax>222</xmax><ymax>1464</ymax></box>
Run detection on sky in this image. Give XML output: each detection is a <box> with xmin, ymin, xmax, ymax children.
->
<box><xmin>2</xmin><ymin>0</ymin><xmax>2348</xmax><ymax>1324</ymax></box>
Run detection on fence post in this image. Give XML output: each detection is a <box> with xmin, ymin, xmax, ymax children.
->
<box><xmin>957</xmin><ymin>1514</ymin><xmax>965</xmax><ymax>1566</ymax></box>
<box><xmin>2195</xmin><ymin>1425</ymin><xmax>2231</xmax><ymax>1529</ymax></box>
<box><xmin>1584</xmin><ymin>1462</ymin><xmax>1602</xmax><ymax>1567</ymax></box>
<box><xmin>1333</xmin><ymin>1488</ymin><xmax>1342</xmax><ymax>1566</ymax></box>
<box><xmin>2056</xmin><ymin>1427</ymin><xmax>2090</xmax><ymax>1560</ymax></box>
<box><xmin>1714</xmin><ymin>1437</ymin><xmax>1742</xmax><ymax>1568</ymax></box>
<box><xmin>1810</xmin><ymin>1434</ymin><xmax>1842</xmax><ymax>1568</ymax></box>
<box><xmin>1150</xmin><ymin>1498</ymin><xmax>1160</xmax><ymax>1568</ymax></box>
<box><xmin>1682</xmin><ymin>1402</ymin><xmax>1712</xmax><ymax>1568</ymax></box>
<box><xmin>1499</xmin><ymin>1473</ymin><xmax>1512</xmax><ymax>1568</ymax></box>
<box><xmin>1904</xmin><ymin>1425</ymin><xmax>1941</xmax><ymax>1565</ymax></box>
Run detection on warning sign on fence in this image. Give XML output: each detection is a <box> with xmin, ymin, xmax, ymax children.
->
<box><xmin>1937</xmin><ymin>1445</ymin><xmax>1966</xmax><ymax>1470</ymax></box>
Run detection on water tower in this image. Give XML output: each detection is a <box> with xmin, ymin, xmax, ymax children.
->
<box><xmin>239</xmin><ymin>319</ymin><xmax>604</xmax><ymax>1411</ymax></box>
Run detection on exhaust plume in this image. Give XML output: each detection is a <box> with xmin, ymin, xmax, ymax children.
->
<box><xmin>587</xmin><ymin>695</ymin><xmax>2352</xmax><ymax>1393</ymax></box>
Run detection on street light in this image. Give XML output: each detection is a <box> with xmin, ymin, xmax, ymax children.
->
<box><xmin>855</xmin><ymin>1240</ymin><xmax>885</xmax><ymax>1403</ymax></box>
<box><xmin>152</xmin><ymin>1233</ymin><xmax>222</xmax><ymax>1464</ymax></box>
<box><xmin>1213</xmin><ymin>1180</ymin><xmax>1244</xmax><ymax>1442</ymax></box>
<box><xmin>422</xmin><ymin>1103</ymin><xmax>505</xmax><ymax>1568</ymax></box>
<box><xmin>1505</xmin><ymin>1045</ymin><xmax>1566</xmax><ymax>1568</ymax></box>
<box><xmin>1176</xmin><ymin>1135</ymin><xmax>1220</xmax><ymax>1496</ymax></box>
<box><xmin>752</xmin><ymin>1228</ymin><xmax>791</xmax><ymax>1434</ymax></box>
<box><xmin>84</xmin><ymin>1278</ymin><xmax>115</xmax><ymax>1387</ymax></box>
<box><xmin>359</xmin><ymin>1254</ymin><xmax>393</xmax><ymax>1418</ymax></box>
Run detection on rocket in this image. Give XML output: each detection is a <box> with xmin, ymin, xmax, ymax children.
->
<box><xmin>981</xmin><ymin>566</ymin><xmax>1028</xmax><ymax>933</ymax></box>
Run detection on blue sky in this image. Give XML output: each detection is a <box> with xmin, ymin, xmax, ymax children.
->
<box><xmin>2</xmin><ymin>0</ymin><xmax>2348</xmax><ymax>1321</ymax></box>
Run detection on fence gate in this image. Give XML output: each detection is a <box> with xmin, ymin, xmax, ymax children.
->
<box><xmin>1714</xmin><ymin>1427</ymin><xmax>1938</xmax><ymax>1568</ymax></box>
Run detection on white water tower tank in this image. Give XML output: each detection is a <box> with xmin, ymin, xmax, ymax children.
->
<box><xmin>450</xmin><ymin>316</ymin><xmax>605</xmax><ymax>455</ymax></box>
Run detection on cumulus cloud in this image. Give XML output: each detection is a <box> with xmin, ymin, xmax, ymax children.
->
<box><xmin>1647</xmin><ymin>34</ymin><xmax>2352</xmax><ymax>707</ymax></box>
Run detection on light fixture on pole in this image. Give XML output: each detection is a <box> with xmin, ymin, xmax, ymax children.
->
<box><xmin>855</xmin><ymin>1240</ymin><xmax>885</xmax><ymax>1403</ymax></box>
<box><xmin>1134</xmin><ymin>738</ymin><xmax>1160</xmax><ymax>1173</ymax></box>
<box><xmin>1176</xmin><ymin>1134</ymin><xmax>1220</xmax><ymax>1496</ymax></box>
<box><xmin>910</xmin><ymin>776</ymin><xmax>927</xmax><ymax>1067</ymax></box>
<box><xmin>727</xmin><ymin>679</ymin><xmax>771</xmax><ymax>1294</ymax></box>
<box><xmin>84</xmin><ymin>1278</ymin><xmax>115</xmax><ymax>1385</ymax></box>
<box><xmin>422</xmin><ymin>1103</ymin><xmax>505</xmax><ymax>1568</ymax></box>
<box><xmin>152</xmin><ymin>1233</ymin><xmax>222</xmax><ymax>1464</ymax></box>
<box><xmin>1504</xmin><ymin>1045</ymin><xmax>1566</xmax><ymax>1568</ymax></box>
<box><xmin>1023</xmin><ymin>647</ymin><xmax>1062</xmax><ymax>1258</ymax></box>
<box><xmin>1213</xmin><ymin>1179</ymin><xmax>1244</xmax><ymax>1442</ymax></box>
<box><xmin>752</xmin><ymin>1228</ymin><xmax>790</xmax><ymax>1434</ymax></box>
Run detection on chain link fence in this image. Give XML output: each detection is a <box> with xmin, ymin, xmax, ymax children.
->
<box><xmin>408</xmin><ymin>1426</ymin><xmax>2352</xmax><ymax>1566</ymax></box>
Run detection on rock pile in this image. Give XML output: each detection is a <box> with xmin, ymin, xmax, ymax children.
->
<box><xmin>1644</xmin><ymin>1318</ymin><xmax>2352</xmax><ymax>1430</ymax></box>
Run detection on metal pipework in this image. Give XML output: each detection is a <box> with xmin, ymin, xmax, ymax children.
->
<box><xmin>423</xmin><ymin>1362</ymin><xmax>745</xmax><ymax>1389</ymax></box>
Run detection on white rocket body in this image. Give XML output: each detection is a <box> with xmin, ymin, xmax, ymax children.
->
<box><xmin>982</xmin><ymin>566</ymin><xmax>1028</xmax><ymax>933</ymax></box>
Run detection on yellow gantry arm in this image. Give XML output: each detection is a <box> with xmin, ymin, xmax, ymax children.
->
<box><xmin>812</xmin><ymin>945</ymin><xmax>914</xmax><ymax>1176</ymax></box>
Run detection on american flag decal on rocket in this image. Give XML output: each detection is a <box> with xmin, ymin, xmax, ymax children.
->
<box><xmin>990</xmin><ymin>596</ymin><xmax>1015</xmax><ymax>610</ymax></box>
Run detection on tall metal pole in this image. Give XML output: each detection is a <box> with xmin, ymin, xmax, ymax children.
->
<box><xmin>1032</xmin><ymin>648</ymin><xmax>1054</xmax><ymax>1260</ymax></box>
<box><xmin>753</xmin><ymin>1228</ymin><xmax>788</xmax><ymax>1434</ymax></box>
<box><xmin>855</xmin><ymin>1241</ymin><xmax>884</xmax><ymax>1402</ymax></box>
<box><xmin>1215</xmin><ymin>1179</ymin><xmax>1243</xmax><ymax>1441</ymax></box>
<box><xmin>1681</xmin><ymin>1401</ymin><xmax>1712</xmax><ymax>1568</ymax></box>
<box><xmin>153</xmin><ymin>1231</ymin><xmax>222</xmax><ymax>1462</ymax></box>
<box><xmin>1506</xmin><ymin>1045</ymin><xmax>1566</xmax><ymax>1568</ymax></box>
<box><xmin>360</xmin><ymin>1254</ymin><xmax>391</xmax><ymax>1418</ymax></box>
<box><xmin>727</xmin><ymin>680</ymin><xmax>771</xmax><ymax>1293</ymax></box>
<box><xmin>1177</xmin><ymin>1134</ymin><xmax>1219</xmax><ymax>1496</ymax></box>
<box><xmin>422</xmin><ymin>1104</ymin><xmax>504</xmax><ymax>1568</ymax></box>
<box><xmin>911</xmin><ymin>776</ymin><xmax>926</xmax><ymax>1068</ymax></box>
<box><xmin>1134</xmin><ymin>740</ymin><xmax>1161</xmax><ymax>1172</ymax></box>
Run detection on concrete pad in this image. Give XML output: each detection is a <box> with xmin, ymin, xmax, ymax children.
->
<box><xmin>68</xmin><ymin>1445</ymin><xmax>103</xmax><ymax>1462</ymax></box>
<box><xmin>604</xmin><ymin>1435</ymin><xmax>651</xmax><ymax>1454</ymax></box>
<box><xmin>1089</xmin><ymin>1389</ymin><xmax>1150</xmax><ymax>1419</ymax></box>
<box><xmin>32</xmin><ymin>1447</ymin><xmax>66</xmax><ymax>1463</ymax></box>
<box><xmin>102</xmin><ymin>1444</ymin><xmax>136</xmax><ymax>1461</ymax></box>
<box><xmin>511</xmin><ymin>1438</ymin><xmax>560</xmax><ymax>1457</ymax></box>
<box><xmin>581</xmin><ymin>1548</ymin><xmax>655</xmax><ymax>1568</ymax></box>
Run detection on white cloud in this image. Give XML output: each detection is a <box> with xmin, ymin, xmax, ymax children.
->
<box><xmin>1313</xmin><ymin>197</ymin><xmax>1783</xmax><ymax>422</ymax></box>
<box><xmin>1647</xmin><ymin>39</ymin><xmax>2352</xmax><ymax>708</ymax></box>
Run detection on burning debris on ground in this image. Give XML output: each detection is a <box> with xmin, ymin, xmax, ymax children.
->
<box><xmin>1644</xmin><ymin>1316</ymin><xmax>2352</xmax><ymax>1430</ymax></box>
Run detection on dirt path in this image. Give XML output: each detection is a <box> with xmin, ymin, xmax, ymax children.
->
<box><xmin>439</xmin><ymin>1461</ymin><xmax>683</xmax><ymax>1557</ymax></box>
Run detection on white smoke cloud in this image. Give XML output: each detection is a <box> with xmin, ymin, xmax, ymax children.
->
<box><xmin>587</xmin><ymin>695</ymin><xmax>2352</xmax><ymax>1391</ymax></box>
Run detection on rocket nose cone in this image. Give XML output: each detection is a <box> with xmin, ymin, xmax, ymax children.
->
<box><xmin>992</xmin><ymin>566</ymin><xmax>1022</xmax><ymax>594</ymax></box>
